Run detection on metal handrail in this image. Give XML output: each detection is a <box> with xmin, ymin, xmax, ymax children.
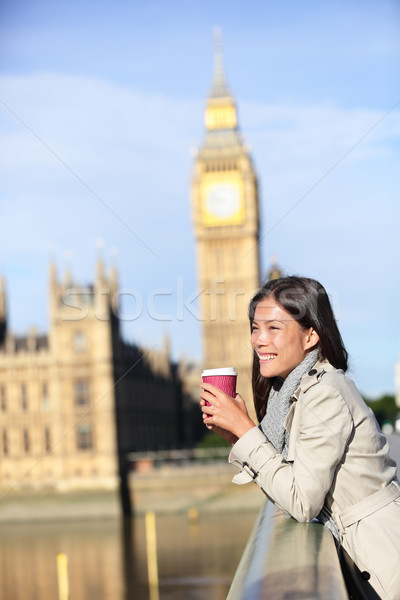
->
<box><xmin>127</xmin><ymin>447</ymin><xmax>230</xmax><ymax>462</ymax></box>
<box><xmin>227</xmin><ymin>500</ymin><xmax>348</xmax><ymax>600</ymax></box>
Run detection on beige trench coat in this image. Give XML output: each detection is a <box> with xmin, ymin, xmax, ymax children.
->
<box><xmin>229</xmin><ymin>360</ymin><xmax>400</xmax><ymax>599</ymax></box>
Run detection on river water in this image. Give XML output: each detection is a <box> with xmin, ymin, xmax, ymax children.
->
<box><xmin>3</xmin><ymin>435</ymin><xmax>398</xmax><ymax>599</ymax></box>
<box><xmin>0</xmin><ymin>510</ymin><xmax>258</xmax><ymax>600</ymax></box>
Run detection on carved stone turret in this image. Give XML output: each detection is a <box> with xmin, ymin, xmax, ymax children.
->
<box><xmin>0</xmin><ymin>276</ymin><xmax>7</xmax><ymax>345</ymax></box>
<box><xmin>267</xmin><ymin>255</ymin><xmax>283</xmax><ymax>281</ymax></box>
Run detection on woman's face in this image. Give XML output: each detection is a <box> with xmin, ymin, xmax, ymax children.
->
<box><xmin>251</xmin><ymin>296</ymin><xmax>318</xmax><ymax>379</ymax></box>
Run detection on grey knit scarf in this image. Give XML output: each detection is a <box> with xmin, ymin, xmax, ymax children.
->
<box><xmin>259</xmin><ymin>349</ymin><xmax>340</xmax><ymax>541</ymax></box>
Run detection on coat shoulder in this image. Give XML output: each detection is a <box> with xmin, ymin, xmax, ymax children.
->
<box><xmin>297</xmin><ymin>360</ymin><xmax>346</xmax><ymax>394</ymax></box>
<box><xmin>298</xmin><ymin>360</ymin><xmax>367</xmax><ymax>418</ymax></box>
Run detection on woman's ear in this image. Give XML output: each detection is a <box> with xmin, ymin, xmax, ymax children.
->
<box><xmin>304</xmin><ymin>328</ymin><xmax>319</xmax><ymax>350</ymax></box>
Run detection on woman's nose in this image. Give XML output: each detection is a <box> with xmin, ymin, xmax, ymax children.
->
<box><xmin>254</xmin><ymin>328</ymin><xmax>269</xmax><ymax>345</ymax></box>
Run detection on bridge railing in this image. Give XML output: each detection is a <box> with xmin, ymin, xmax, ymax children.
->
<box><xmin>227</xmin><ymin>500</ymin><xmax>348</xmax><ymax>600</ymax></box>
<box><xmin>127</xmin><ymin>447</ymin><xmax>230</xmax><ymax>465</ymax></box>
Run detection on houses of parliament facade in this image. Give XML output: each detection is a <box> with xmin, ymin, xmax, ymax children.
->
<box><xmin>0</xmin><ymin>261</ymin><xmax>200</xmax><ymax>493</ymax></box>
<box><xmin>0</xmin><ymin>38</ymin><xmax>268</xmax><ymax>494</ymax></box>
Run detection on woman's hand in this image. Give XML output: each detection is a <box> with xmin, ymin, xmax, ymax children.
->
<box><xmin>200</xmin><ymin>382</ymin><xmax>256</xmax><ymax>444</ymax></box>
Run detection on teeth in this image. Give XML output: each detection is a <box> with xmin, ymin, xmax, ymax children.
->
<box><xmin>257</xmin><ymin>353</ymin><xmax>276</xmax><ymax>361</ymax></box>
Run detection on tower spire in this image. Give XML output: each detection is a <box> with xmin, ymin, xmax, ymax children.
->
<box><xmin>205</xmin><ymin>27</ymin><xmax>237</xmax><ymax>131</ymax></box>
<box><xmin>209</xmin><ymin>26</ymin><xmax>231</xmax><ymax>99</ymax></box>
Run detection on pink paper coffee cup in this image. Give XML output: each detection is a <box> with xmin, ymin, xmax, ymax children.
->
<box><xmin>201</xmin><ymin>367</ymin><xmax>238</xmax><ymax>400</ymax></box>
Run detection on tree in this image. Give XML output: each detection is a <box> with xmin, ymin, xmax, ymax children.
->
<box><xmin>363</xmin><ymin>394</ymin><xmax>398</xmax><ymax>427</ymax></box>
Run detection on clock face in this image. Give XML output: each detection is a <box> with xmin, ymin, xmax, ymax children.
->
<box><xmin>205</xmin><ymin>183</ymin><xmax>240</xmax><ymax>219</ymax></box>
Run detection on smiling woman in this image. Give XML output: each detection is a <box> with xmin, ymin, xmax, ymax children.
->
<box><xmin>200</xmin><ymin>276</ymin><xmax>400</xmax><ymax>600</ymax></box>
<box><xmin>250</xmin><ymin>299</ymin><xmax>319</xmax><ymax>380</ymax></box>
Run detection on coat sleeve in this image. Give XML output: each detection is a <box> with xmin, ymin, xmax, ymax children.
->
<box><xmin>229</xmin><ymin>382</ymin><xmax>353</xmax><ymax>522</ymax></box>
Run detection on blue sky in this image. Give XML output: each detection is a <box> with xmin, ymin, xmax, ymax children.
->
<box><xmin>0</xmin><ymin>0</ymin><xmax>399</xmax><ymax>397</ymax></box>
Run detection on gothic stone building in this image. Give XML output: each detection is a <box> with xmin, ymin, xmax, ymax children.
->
<box><xmin>0</xmin><ymin>262</ymin><xmax>199</xmax><ymax>494</ymax></box>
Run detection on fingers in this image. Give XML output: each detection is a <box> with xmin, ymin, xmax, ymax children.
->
<box><xmin>200</xmin><ymin>382</ymin><xmax>231</xmax><ymax>398</ymax></box>
<box><xmin>199</xmin><ymin>384</ymin><xmax>243</xmax><ymax>432</ymax></box>
<box><xmin>234</xmin><ymin>393</ymin><xmax>246</xmax><ymax>407</ymax></box>
<box><xmin>201</xmin><ymin>403</ymin><xmax>214</xmax><ymax>418</ymax></box>
<box><xmin>203</xmin><ymin>412</ymin><xmax>214</xmax><ymax>430</ymax></box>
<box><xmin>200</xmin><ymin>383</ymin><xmax>235</xmax><ymax>403</ymax></box>
<box><xmin>234</xmin><ymin>393</ymin><xmax>246</xmax><ymax>404</ymax></box>
<box><xmin>200</xmin><ymin>385</ymin><xmax>234</xmax><ymax>422</ymax></box>
<box><xmin>200</xmin><ymin>387</ymin><xmax>220</xmax><ymax>407</ymax></box>
<box><xmin>200</xmin><ymin>382</ymin><xmax>219</xmax><ymax>393</ymax></box>
<box><xmin>201</xmin><ymin>408</ymin><xmax>217</xmax><ymax>430</ymax></box>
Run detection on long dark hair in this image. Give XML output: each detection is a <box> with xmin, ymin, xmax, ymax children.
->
<box><xmin>249</xmin><ymin>276</ymin><xmax>349</xmax><ymax>421</ymax></box>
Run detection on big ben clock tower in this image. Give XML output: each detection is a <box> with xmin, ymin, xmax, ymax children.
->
<box><xmin>192</xmin><ymin>31</ymin><xmax>260</xmax><ymax>414</ymax></box>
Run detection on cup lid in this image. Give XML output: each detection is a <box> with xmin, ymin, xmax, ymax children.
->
<box><xmin>201</xmin><ymin>367</ymin><xmax>237</xmax><ymax>377</ymax></box>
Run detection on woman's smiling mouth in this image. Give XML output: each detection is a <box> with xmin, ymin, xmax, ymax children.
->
<box><xmin>257</xmin><ymin>353</ymin><xmax>277</xmax><ymax>362</ymax></box>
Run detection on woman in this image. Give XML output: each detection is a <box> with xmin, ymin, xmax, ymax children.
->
<box><xmin>200</xmin><ymin>276</ymin><xmax>400</xmax><ymax>599</ymax></box>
